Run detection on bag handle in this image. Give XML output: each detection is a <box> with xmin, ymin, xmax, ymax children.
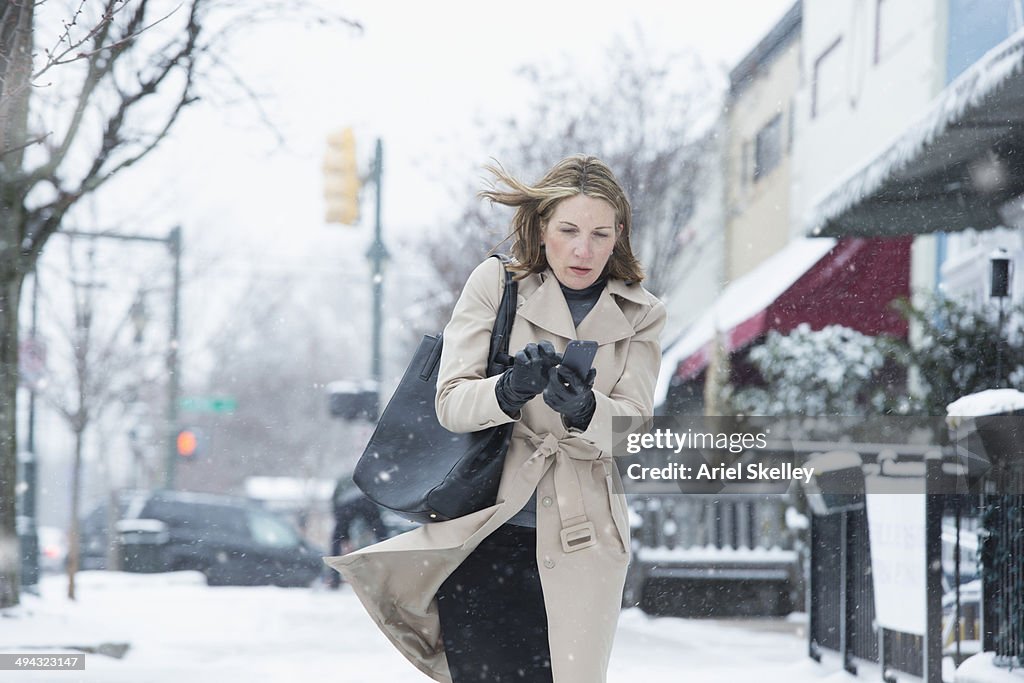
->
<box><xmin>487</xmin><ymin>254</ymin><xmax>518</xmax><ymax>375</ymax></box>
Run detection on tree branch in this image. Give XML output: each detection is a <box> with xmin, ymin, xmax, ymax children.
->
<box><xmin>16</xmin><ymin>1</ymin><xmax>131</xmax><ymax>233</ymax></box>
<box><xmin>201</xmin><ymin>49</ymin><xmax>285</xmax><ymax>146</ymax></box>
<box><xmin>22</xmin><ymin>2</ymin><xmax>202</xmax><ymax>264</ymax></box>
<box><xmin>0</xmin><ymin>130</ymin><xmax>49</xmax><ymax>159</ymax></box>
<box><xmin>31</xmin><ymin>0</ymin><xmax>175</xmax><ymax>81</ymax></box>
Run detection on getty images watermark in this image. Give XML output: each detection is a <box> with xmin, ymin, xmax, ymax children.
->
<box><xmin>620</xmin><ymin>425</ymin><xmax>813</xmax><ymax>485</ymax></box>
<box><xmin>609</xmin><ymin>415</ymin><xmax>1024</xmax><ymax>496</ymax></box>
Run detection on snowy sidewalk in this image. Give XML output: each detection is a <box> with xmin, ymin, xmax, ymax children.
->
<box><xmin>0</xmin><ymin>571</ymin><xmax>859</xmax><ymax>682</ymax></box>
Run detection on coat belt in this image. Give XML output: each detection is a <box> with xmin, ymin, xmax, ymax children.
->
<box><xmin>515</xmin><ymin>427</ymin><xmax>599</xmax><ymax>553</ymax></box>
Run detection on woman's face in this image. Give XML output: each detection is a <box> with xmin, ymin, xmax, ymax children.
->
<box><xmin>541</xmin><ymin>194</ymin><xmax>619</xmax><ymax>290</ymax></box>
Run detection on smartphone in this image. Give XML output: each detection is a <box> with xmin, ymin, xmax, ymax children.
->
<box><xmin>560</xmin><ymin>340</ymin><xmax>598</xmax><ymax>379</ymax></box>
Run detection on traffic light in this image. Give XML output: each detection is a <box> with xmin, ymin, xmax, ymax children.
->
<box><xmin>324</xmin><ymin>127</ymin><xmax>360</xmax><ymax>225</ymax></box>
<box><xmin>176</xmin><ymin>429</ymin><xmax>199</xmax><ymax>460</ymax></box>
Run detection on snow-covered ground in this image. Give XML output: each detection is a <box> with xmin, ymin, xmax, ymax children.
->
<box><xmin>1</xmin><ymin>571</ymin><xmax>862</xmax><ymax>682</ymax></box>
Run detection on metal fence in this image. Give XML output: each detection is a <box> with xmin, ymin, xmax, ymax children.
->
<box><xmin>808</xmin><ymin>512</ymin><xmax>841</xmax><ymax>651</ymax></box>
<box><xmin>972</xmin><ymin>415</ymin><xmax>1024</xmax><ymax>668</ymax></box>
<box><xmin>981</xmin><ymin>493</ymin><xmax>1024</xmax><ymax>667</ymax></box>
<box><xmin>808</xmin><ymin>506</ymin><xmax>879</xmax><ymax>671</ymax></box>
<box><xmin>806</xmin><ymin>455</ymin><xmax>979</xmax><ymax>683</ymax></box>
<box><xmin>799</xmin><ymin>411</ymin><xmax>1024</xmax><ymax>679</ymax></box>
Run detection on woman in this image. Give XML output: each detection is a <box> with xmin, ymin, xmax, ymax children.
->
<box><xmin>326</xmin><ymin>155</ymin><xmax>665</xmax><ymax>683</ymax></box>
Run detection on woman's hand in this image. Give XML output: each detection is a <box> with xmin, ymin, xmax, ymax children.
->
<box><xmin>495</xmin><ymin>341</ymin><xmax>561</xmax><ymax>415</ymax></box>
<box><xmin>543</xmin><ymin>364</ymin><xmax>597</xmax><ymax>430</ymax></box>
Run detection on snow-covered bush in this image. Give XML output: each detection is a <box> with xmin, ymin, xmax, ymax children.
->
<box><xmin>897</xmin><ymin>295</ymin><xmax>1024</xmax><ymax>415</ymax></box>
<box><xmin>728</xmin><ymin>323</ymin><xmax>907</xmax><ymax>416</ymax></box>
<box><xmin>726</xmin><ymin>296</ymin><xmax>1024</xmax><ymax>418</ymax></box>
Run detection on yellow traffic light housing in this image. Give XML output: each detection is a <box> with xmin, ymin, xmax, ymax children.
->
<box><xmin>324</xmin><ymin>127</ymin><xmax>360</xmax><ymax>225</ymax></box>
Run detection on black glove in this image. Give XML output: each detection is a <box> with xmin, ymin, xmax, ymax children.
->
<box><xmin>495</xmin><ymin>341</ymin><xmax>560</xmax><ymax>416</ymax></box>
<box><xmin>543</xmin><ymin>364</ymin><xmax>597</xmax><ymax>430</ymax></box>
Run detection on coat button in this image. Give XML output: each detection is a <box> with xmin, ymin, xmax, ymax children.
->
<box><xmin>543</xmin><ymin>557</ymin><xmax>555</xmax><ymax>569</ymax></box>
<box><xmin>541</xmin><ymin>496</ymin><xmax>553</xmax><ymax>507</ymax></box>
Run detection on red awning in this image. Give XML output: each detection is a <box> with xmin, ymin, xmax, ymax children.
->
<box><xmin>655</xmin><ymin>237</ymin><xmax>911</xmax><ymax>404</ymax></box>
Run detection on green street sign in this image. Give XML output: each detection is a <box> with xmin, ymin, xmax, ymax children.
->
<box><xmin>180</xmin><ymin>396</ymin><xmax>237</xmax><ymax>414</ymax></box>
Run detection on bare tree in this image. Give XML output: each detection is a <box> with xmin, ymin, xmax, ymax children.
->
<box><xmin>36</xmin><ymin>238</ymin><xmax>163</xmax><ymax>599</ymax></box>
<box><xmin>0</xmin><ymin>0</ymin><xmax>360</xmax><ymax>607</ymax></box>
<box><xmin>417</xmin><ymin>29</ymin><xmax>723</xmax><ymax>331</ymax></box>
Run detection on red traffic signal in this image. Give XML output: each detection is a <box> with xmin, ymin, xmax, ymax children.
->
<box><xmin>176</xmin><ymin>429</ymin><xmax>198</xmax><ymax>458</ymax></box>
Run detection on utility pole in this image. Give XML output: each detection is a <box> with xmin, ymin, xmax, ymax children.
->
<box><xmin>165</xmin><ymin>226</ymin><xmax>183</xmax><ymax>489</ymax></box>
<box><xmin>366</xmin><ymin>139</ymin><xmax>388</xmax><ymax>393</ymax></box>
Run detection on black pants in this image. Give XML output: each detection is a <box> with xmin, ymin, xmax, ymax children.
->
<box><xmin>436</xmin><ymin>523</ymin><xmax>553</xmax><ymax>682</ymax></box>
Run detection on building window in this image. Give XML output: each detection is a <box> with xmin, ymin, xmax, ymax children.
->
<box><xmin>754</xmin><ymin>114</ymin><xmax>783</xmax><ymax>181</ymax></box>
<box><xmin>812</xmin><ymin>37</ymin><xmax>843</xmax><ymax>118</ymax></box>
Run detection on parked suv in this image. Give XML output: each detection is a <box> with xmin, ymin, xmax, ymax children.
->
<box><xmin>80</xmin><ymin>489</ymin><xmax>323</xmax><ymax>587</ymax></box>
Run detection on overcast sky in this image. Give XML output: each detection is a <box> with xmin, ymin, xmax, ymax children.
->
<box><xmin>95</xmin><ymin>0</ymin><xmax>796</xmax><ymax>274</ymax></box>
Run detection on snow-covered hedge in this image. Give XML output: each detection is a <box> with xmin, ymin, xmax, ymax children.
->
<box><xmin>729</xmin><ymin>323</ymin><xmax>906</xmax><ymax>416</ymax></box>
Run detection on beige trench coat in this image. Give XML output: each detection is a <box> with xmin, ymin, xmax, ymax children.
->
<box><xmin>325</xmin><ymin>256</ymin><xmax>665</xmax><ymax>683</ymax></box>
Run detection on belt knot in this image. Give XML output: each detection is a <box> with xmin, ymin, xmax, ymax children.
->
<box><xmin>530</xmin><ymin>432</ymin><xmax>561</xmax><ymax>458</ymax></box>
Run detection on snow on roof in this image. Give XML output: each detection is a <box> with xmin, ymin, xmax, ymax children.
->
<box><xmin>244</xmin><ymin>476</ymin><xmax>335</xmax><ymax>502</ymax></box>
<box><xmin>806</xmin><ymin>25</ymin><xmax>1024</xmax><ymax>235</ymax></box>
<box><xmin>946</xmin><ymin>388</ymin><xmax>1024</xmax><ymax>417</ymax></box>
<box><xmin>326</xmin><ymin>379</ymin><xmax>379</xmax><ymax>393</ymax></box>
<box><xmin>655</xmin><ymin>237</ymin><xmax>836</xmax><ymax>405</ymax></box>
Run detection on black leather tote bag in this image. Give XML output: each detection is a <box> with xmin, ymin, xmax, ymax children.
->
<box><xmin>353</xmin><ymin>255</ymin><xmax>518</xmax><ymax>524</ymax></box>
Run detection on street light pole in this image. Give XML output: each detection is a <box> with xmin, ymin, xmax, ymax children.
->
<box><xmin>990</xmin><ymin>249</ymin><xmax>1012</xmax><ymax>389</ymax></box>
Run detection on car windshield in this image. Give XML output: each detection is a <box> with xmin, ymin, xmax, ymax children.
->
<box><xmin>247</xmin><ymin>509</ymin><xmax>300</xmax><ymax>548</ymax></box>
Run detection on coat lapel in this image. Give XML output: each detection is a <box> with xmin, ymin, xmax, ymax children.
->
<box><xmin>515</xmin><ymin>270</ymin><xmax>577</xmax><ymax>341</ymax></box>
<box><xmin>576</xmin><ymin>286</ymin><xmax>636</xmax><ymax>346</ymax></box>
<box><xmin>516</xmin><ymin>269</ymin><xmax>648</xmax><ymax>346</ymax></box>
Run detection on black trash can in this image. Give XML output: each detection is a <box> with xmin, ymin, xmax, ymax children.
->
<box><xmin>117</xmin><ymin>519</ymin><xmax>169</xmax><ymax>573</ymax></box>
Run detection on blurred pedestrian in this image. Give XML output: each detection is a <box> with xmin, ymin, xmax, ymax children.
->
<box><xmin>327</xmin><ymin>155</ymin><xmax>665</xmax><ymax>683</ymax></box>
<box><xmin>326</xmin><ymin>476</ymin><xmax>385</xmax><ymax>589</ymax></box>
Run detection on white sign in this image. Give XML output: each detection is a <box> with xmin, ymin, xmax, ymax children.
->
<box><xmin>865</xmin><ymin>478</ymin><xmax>926</xmax><ymax>636</ymax></box>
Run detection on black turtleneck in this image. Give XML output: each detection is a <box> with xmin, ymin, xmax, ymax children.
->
<box><xmin>559</xmin><ymin>275</ymin><xmax>607</xmax><ymax>328</ymax></box>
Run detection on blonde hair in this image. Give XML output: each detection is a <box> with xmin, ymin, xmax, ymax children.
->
<box><xmin>479</xmin><ymin>154</ymin><xmax>645</xmax><ymax>283</ymax></box>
